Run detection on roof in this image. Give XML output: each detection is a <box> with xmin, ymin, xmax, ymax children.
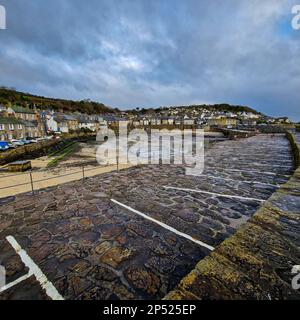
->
<box><xmin>53</xmin><ymin>117</ymin><xmax>67</xmax><ymax>124</ymax></box>
<box><xmin>23</xmin><ymin>120</ymin><xmax>38</xmax><ymax>128</ymax></box>
<box><xmin>103</xmin><ymin>115</ymin><xmax>117</xmax><ymax>121</ymax></box>
<box><xmin>53</xmin><ymin>113</ymin><xmax>78</xmax><ymax>122</ymax></box>
<box><xmin>0</xmin><ymin>116</ymin><xmax>24</xmax><ymax>125</ymax></box>
<box><xmin>12</xmin><ymin>106</ymin><xmax>36</xmax><ymax>114</ymax></box>
<box><xmin>40</xmin><ymin>110</ymin><xmax>53</xmax><ymax>116</ymax></box>
<box><xmin>9</xmin><ymin>160</ymin><xmax>31</xmax><ymax>165</ymax></box>
<box><xmin>103</xmin><ymin>115</ymin><xmax>128</xmax><ymax>121</ymax></box>
<box><xmin>78</xmin><ymin>119</ymin><xmax>97</xmax><ymax>124</ymax></box>
<box><xmin>63</xmin><ymin>114</ymin><xmax>78</xmax><ymax>121</ymax></box>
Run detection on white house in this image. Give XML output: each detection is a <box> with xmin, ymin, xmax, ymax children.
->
<box><xmin>183</xmin><ymin>115</ymin><xmax>195</xmax><ymax>125</ymax></box>
<box><xmin>167</xmin><ymin>117</ymin><xmax>175</xmax><ymax>125</ymax></box>
<box><xmin>0</xmin><ymin>104</ymin><xmax>6</xmax><ymax>112</ymax></box>
<box><xmin>142</xmin><ymin>118</ymin><xmax>150</xmax><ymax>126</ymax></box>
<box><xmin>46</xmin><ymin>114</ymin><xmax>69</xmax><ymax>133</ymax></box>
<box><xmin>78</xmin><ymin>118</ymin><xmax>99</xmax><ymax>131</ymax></box>
<box><xmin>78</xmin><ymin>120</ymin><xmax>95</xmax><ymax>131</ymax></box>
<box><xmin>239</xmin><ymin>112</ymin><xmax>260</xmax><ymax>120</ymax></box>
<box><xmin>45</xmin><ymin>114</ymin><xmax>58</xmax><ymax>132</ymax></box>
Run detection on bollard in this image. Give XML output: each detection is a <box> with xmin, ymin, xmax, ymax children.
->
<box><xmin>82</xmin><ymin>166</ymin><xmax>85</xmax><ymax>182</ymax></box>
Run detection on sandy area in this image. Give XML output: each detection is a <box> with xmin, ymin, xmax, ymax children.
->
<box><xmin>0</xmin><ymin>142</ymin><xmax>133</xmax><ymax>198</ymax></box>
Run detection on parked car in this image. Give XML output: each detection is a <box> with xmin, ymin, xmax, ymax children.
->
<box><xmin>8</xmin><ymin>143</ymin><xmax>17</xmax><ymax>149</ymax></box>
<box><xmin>0</xmin><ymin>141</ymin><xmax>10</xmax><ymax>151</ymax></box>
<box><xmin>10</xmin><ymin>139</ymin><xmax>25</xmax><ymax>146</ymax></box>
<box><xmin>20</xmin><ymin>140</ymin><xmax>31</xmax><ymax>145</ymax></box>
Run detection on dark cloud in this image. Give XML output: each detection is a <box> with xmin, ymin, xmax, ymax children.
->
<box><xmin>0</xmin><ymin>0</ymin><xmax>299</xmax><ymax>120</ymax></box>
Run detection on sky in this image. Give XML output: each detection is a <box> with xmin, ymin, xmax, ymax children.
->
<box><xmin>0</xmin><ymin>0</ymin><xmax>299</xmax><ymax>120</ymax></box>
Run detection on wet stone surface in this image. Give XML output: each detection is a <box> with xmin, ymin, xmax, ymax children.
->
<box><xmin>0</xmin><ymin>134</ymin><xmax>294</xmax><ymax>300</ymax></box>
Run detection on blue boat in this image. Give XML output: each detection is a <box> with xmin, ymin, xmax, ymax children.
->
<box><xmin>0</xmin><ymin>141</ymin><xmax>10</xmax><ymax>151</ymax></box>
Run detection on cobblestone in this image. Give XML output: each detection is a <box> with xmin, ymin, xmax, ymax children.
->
<box><xmin>0</xmin><ymin>134</ymin><xmax>293</xmax><ymax>299</ymax></box>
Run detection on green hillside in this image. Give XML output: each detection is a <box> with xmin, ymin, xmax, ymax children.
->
<box><xmin>0</xmin><ymin>87</ymin><xmax>116</xmax><ymax>114</ymax></box>
<box><xmin>126</xmin><ymin>103</ymin><xmax>263</xmax><ymax>115</ymax></box>
<box><xmin>0</xmin><ymin>87</ymin><xmax>262</xmax><ymax>116</ymax></box>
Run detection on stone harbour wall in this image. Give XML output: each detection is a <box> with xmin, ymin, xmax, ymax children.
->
<box><xmin>286</xmin><ymin>131</ymin><xmax>300</xmax><ymax>168</ymax></box>
<box><xmin>220</xmin><ymin>128</ymin><xmax>257</xmax><ymax>140</ymax></box>
<box><xmin>258</xmin><ymin>124</ymin><xmax>295</xmax><ymax>134</ymax></box>
<box><xmin>165</xmin><ymin>133</ymin><xmax>300</xmax><ymax>300</ymax></box>
<box><xmin>0</xmin><ymin>132</ymin><xmax>96</xmax><ymax>165</ymax></box>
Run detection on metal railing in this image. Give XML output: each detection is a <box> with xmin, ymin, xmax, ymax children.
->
<box><xmin>0</xmin><ymin>162</ymin><xmax>120</xmax><ymax>195</ymax></box>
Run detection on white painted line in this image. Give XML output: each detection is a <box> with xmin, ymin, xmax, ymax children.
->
<box><xmin>196</xmin><ymin>174</ymin><xmax>279</xmax><ymax>188</ymax></box>
<box><xmin>206</xmin><ymin>156</ymin><xmax>293</xmax><ymax>166</ymax></box>
<box><xmin>206</xmin><ymin>162</ymin><xmax>292</xmax><ymax>169</ymax></box>
<box><xmin>111</xmin><ymin>199</ymin><xmax>214</xmax><ymax>251</ymax></box>
<box><xmin>206</xmin><ymin>166</ymin><xmax>290</xmax><ymax>177</ymax></box>
<box><xmin>0</xmin><ymin>273</ymin><xmax>32</xmax><ymax>294</ymax></box>
<box><xmin>6</xmin><ymin>236</ymin><xmax>64</xmax><ymax>300</ymax></box>
<box><xmin>164</xmin><ymin>186</ymin><xmax>265</xmax><ymax>203</ymax></box>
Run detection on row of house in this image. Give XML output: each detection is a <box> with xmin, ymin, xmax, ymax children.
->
<box><xmin>132</xmin><ymin>116</ymin><xmax>196</xmax><ymax>127</ymax></box>
<box><xmin>0</xmin><ymin>105</ymin><xmax>42</xmax><ymax>141</ymax></box>
<box><xmin>0</xmin><ymin>116</ymin><xmax>25</xmax><ymax>141</ymax></box>
<box><xmin>126</xmin><ymin>109</ymin><xmax>266</xmax><ymax>128</ymax></box>
<box><xmin>0</xmin><ymin>113</ymin><xmax>248</xmax><ymax>141</ymax></box>
<box><xmin>0</xmin><ymin>105</ymin><xmax>110</xmax><ymax>141</ymax></box>
<box><xmin>44</xmin><ymin>112</ymin><xmax>107</xmax><ymax>133</ymax></box>
<box><xmin>149</xmin><ymin>106</ymin><xmax>262</xmax><ymax>120</ymax></box>
<box><xmin>129</xmin><ymin>115</ymin><xmax>239</xmax><ymax>128</ymax></box>
<box><xmin>0</xmin><ymin>103</ymin><xmax>293</xmax><ymax>141</ymax></box>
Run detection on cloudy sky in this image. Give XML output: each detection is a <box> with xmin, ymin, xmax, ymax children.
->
<box><xmin>0</xmin><ymin>0</ymin><xmax>299</xmax><ymax>120</ymax></box>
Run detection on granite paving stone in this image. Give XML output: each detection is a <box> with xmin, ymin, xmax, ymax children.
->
<box><xmin>0</xmin><ymin>134</ymin><xmax>294</xmax><ymax>299</ymax></box>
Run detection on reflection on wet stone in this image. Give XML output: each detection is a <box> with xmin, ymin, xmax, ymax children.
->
<box><xmin>0</xmin><ymin>134</ymin><xmax>294</xmax><ymax>300</ymax></box>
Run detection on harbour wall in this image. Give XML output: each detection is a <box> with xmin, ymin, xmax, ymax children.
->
<box><xmin>165</xmin><ymin>132</ymin><xmax>300</xmax><ymax>300</ymax></box>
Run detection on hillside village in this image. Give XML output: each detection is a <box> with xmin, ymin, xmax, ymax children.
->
<box><xmin>0</xmin><ymin>90</ymin><xmax>293</xmax><ymax>143</ymax></box>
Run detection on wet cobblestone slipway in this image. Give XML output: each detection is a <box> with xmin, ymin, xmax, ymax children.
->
<box><xmin>0</xmin><ymin>134</ymin><xmax>294</xmax><ymax>299</ymax></box>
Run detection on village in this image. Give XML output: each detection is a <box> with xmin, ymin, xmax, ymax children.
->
<box><xmin>0</xmin><ymin>102</ymin><xmax>294</xmax><ymax>150</ymax></box>
<box><xmin>1</xmin><ymin>0</ymin><xmax>300</xmax><ymax>310</ymax></box>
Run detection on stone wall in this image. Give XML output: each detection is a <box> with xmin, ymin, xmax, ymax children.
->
<box><xmin>165</xmin><ymin>133</ymin><xmax>300</xmax><ymax>300</ymax></box>
<box><xmin>286</xmin><ymin>131</ymin><xmax>300</xmax><ymax>168</ymax></box>
<box><xmin>220</xmin><ymin>128</ymin><xmax>257</xmax><ymax>139</ymax></box>
<box><xmin>258</xmin><ymin>124</ymin><xmax>295</xmax><ymax>134</ymax></box>
<box><xmin>0</xmin><ymin>132</ymin><xmax>96</xmax><ymax>165</ymax></box>
<box><xmin>109</xmin><ymin>123</ymin><xmax>198</xmax><ymax>133</ymax></box>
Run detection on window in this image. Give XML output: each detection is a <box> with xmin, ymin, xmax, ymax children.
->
<box><xmin>0</xmin><ymin>124</ymin><xmax>4</xmax><ymax>130</ymax></box>
<box><xmin>18</xmin><ymin>124</ymin><xmax>23</xmax><ymax>130</ymax></box>
<box><xmin>8</xmin><ymin>124</ymin><xmax>14</xmax><ymax>130</ymax></box>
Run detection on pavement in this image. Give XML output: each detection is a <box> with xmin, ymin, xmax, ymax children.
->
<box><xmin>0</xmin><ymin>134</ymin><xmax>294</xmax><ymax>300</ymax></box>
